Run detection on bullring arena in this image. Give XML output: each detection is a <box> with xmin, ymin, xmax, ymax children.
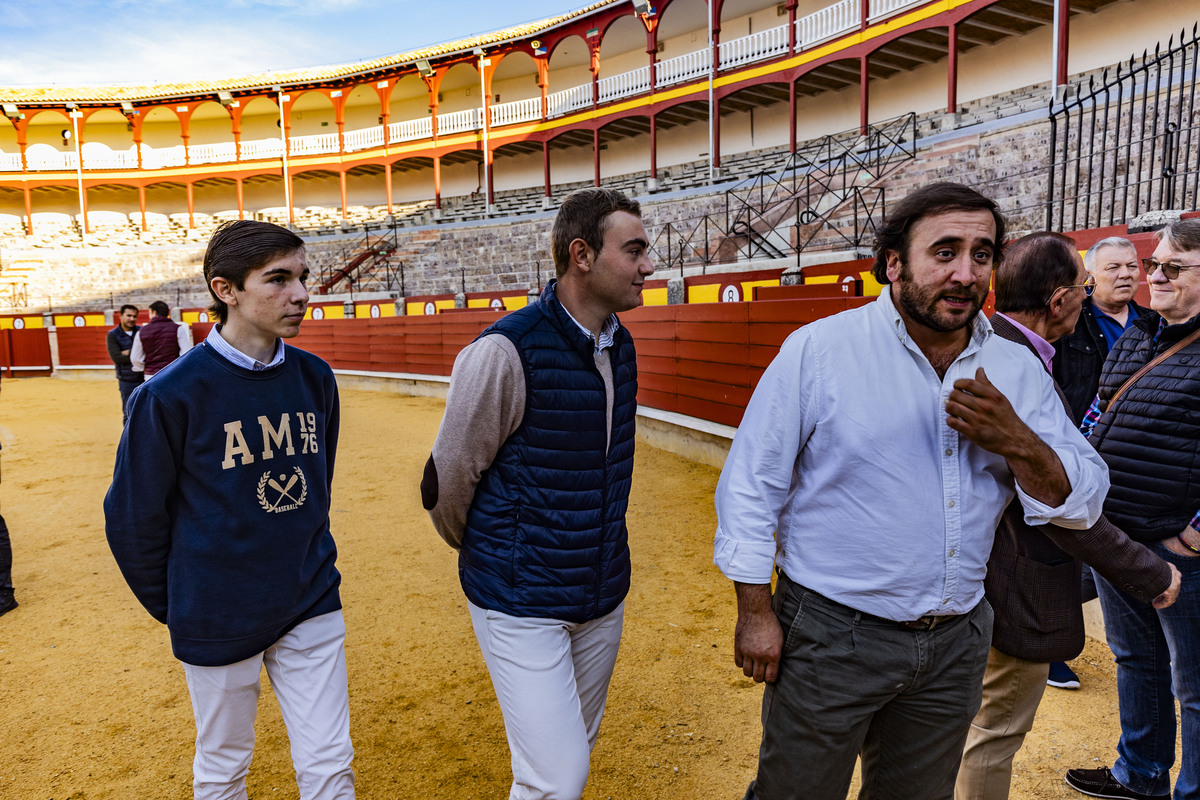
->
<box><xmin>0</xmin><ymin>0</ymin><xmax>1197</xmax><ymax>797</ymax></box>
<box><xmin>0</xmin><ymin>377</ymin><xmax>1165</xmax><ymax>799</ymax></box>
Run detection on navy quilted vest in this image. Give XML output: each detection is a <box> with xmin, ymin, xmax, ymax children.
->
<box><xmin>459</xmin><ymin>281</ymin><xmax>638</xmax><ymax>622</ymax></box>
<box><xmin>1091</xmin><ymin>312</ymin><xmax>1200</xmax><ymax>543</ymax></box>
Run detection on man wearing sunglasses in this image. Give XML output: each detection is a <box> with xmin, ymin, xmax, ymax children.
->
<box><xmin>1065</xmin><ymin>219</ymin><xmax>1200</xmax><ymax>800</ymax></box>
<box><xmin>956</xmin><ymin>232</ymin><xmax>1178</xmax><ymax>800</ymax></box>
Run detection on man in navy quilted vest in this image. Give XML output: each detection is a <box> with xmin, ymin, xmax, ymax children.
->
<box><xmin>423</xmin><ymin>186</ymin><xmax>653</xmax><ymax>800</ymax></box>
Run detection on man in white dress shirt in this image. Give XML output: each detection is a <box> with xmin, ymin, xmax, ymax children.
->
<box><xmin>714</xmin><ymin>182</ymin><xmax>1109</xmax><ymax>800</ymax></box>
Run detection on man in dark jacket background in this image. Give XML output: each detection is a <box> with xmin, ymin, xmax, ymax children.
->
<box><xmin>423</xmin><ymin>187</ymin><xmax>653</xmax><ymax>800</ymax></box>
<box><xmin>130</xmin><ymin>300</ymin><xmax>190</xmax><ymax>379</ymax></box>
<box><xmin>955</xmin><ymin>231</ymin><xmax>1179</xmax><ymax>800</ymax></box>
<box><xmin>1053</xmin><ymin>236</ymin><xmax>1147</xmax><ymax>424</ymax></box>
<box><xmin>105</xmin><ymin>303</ymin><xmax>143</xmax><ymax>424</ymax></box>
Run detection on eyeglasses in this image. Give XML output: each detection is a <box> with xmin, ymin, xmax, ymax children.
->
<box><xmin>1142</xmin><ymin>259</ymin><xmax>1200</xmax><ymax>280</ymax></box>
<box><xmin>1047</xmin><ymin>275</ymin><xmax>1096</xmax><ymax>304</ymax></box>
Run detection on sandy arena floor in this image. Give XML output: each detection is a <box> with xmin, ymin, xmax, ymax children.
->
<box><xmin>0</xmin><ymin>376</ymin><xmax>1151</xmax><ymax>799</ymax></box>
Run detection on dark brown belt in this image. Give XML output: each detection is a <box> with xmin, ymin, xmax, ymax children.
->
<box><xmin>896</xmin><ymin>613</ymin><xmax>960</xmax><ymax>631</ymax></box>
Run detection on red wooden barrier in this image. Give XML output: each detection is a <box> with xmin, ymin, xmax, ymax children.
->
<box><xmin>1</xmin><ymin>328</ymin><xmax>53</xmax><ymax>376</ymax></box>
<box><xmin>56</xmin><ymin>327</ymin><xmax>113</xmax><ymax>366</ymax></box>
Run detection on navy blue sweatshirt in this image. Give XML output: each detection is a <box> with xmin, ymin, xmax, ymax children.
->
<box><xmin>104</xmin><ymin>342</ymin><xmax>342</xmax><ymax>666</ymax></box>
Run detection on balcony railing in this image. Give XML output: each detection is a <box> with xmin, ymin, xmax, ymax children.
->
<box><xmin>656</xmin><ymin>49</ymin><xmax>710</xmax><ymax>88</ymax></box>
<box><xmin>547</xmin><ymin>84</ymin><xmax>593</xmax><ymax>117</ymax></box>
<box><xmin>0</xmin><ymin>0</ymin><xmax>932</xmax><ymax>174</ymax></box>
<box><xmin>289</xmin><ymin>132</ymin><xmax>340</xmax><ymax>156</ymax></box>
<box><xmin>797</xmin><ymin>0</ymin><xmax>858</xmax><ymax>48</ymax></box>
<box><xmin>599</xmin><ymin>65</ymin><xmax>651</xmax><ymax>103</ymax></box>
<box><xmin>391</xmin><ymin>117</ymin><xmax>433</xmax><ymax>142</ymax></box>
<box><xmin>239</xmin><ymin>138</ymin><xmax>284</xmax><ymax>160</ymax></box>
<box><xmin>345</xmin><ymin>126</ymin><xmax>384</xmax><ymax>152</ymax></box>
<box><xmin>439</xmin><ymin>108</ymin><xmax>483</xmax><ymax>135</ymax></box>
<box><xmin>491</xmin><ymin>96</ymin><xmax>542</xmax><ymax>127</ymax></box>
<box><xmin>189</xmin><ymin>142</ymin><xmax>238</xmax><ymax>165</ymax></box>
<box><xmin>720</xmin><ymin>25</ymin><xmax>790</xmax><ymax>69</ymax></box>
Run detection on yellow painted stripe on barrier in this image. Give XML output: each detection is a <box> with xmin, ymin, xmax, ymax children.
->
<box><xmin>642</xmin><ymin>287</ymin><xmax>669</xmax><ymax>306</ymax></box>
<box><xmin>688</xmin><ymin>284</ymin><xmax>720</xmax><ymax>304</ymax></box>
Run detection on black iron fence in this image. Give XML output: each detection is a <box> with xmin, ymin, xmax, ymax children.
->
<box><xmin>1047</xmin><ymin>24</ymin><xmax>1200</xmax><ymax>231</ymax></box>
<box><xmin>312</xmin><ymin>224</ymin><xmax>406</xmax><ymax>297</ymax></box>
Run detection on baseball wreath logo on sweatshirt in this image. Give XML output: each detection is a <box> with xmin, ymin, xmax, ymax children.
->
<box><xmin>257</xmin><ymin>466</ymin><xmax>308</xmax><ymax>513</ymax></box>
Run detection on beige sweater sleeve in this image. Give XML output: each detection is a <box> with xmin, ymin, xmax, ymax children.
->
<box><xmin>423</xmin><ymin>335</ymin><xmax>525</xmax><ymax>549</ymax></box>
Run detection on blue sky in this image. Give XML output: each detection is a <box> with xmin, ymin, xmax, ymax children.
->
<box><xmin>0</xmin><ymin>0</ymin><xmax>584</xmax><ymax>87</ymax></box>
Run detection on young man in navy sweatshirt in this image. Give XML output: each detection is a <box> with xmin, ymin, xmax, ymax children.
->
<box><xmin>104</xmin><ymin>220</ymin><xmax>354</xmax><ymax>800</ymax></box>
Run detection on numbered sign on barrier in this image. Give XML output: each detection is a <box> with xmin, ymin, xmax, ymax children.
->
<box><xmin>312</xmin><ymin>307</ymin><xmax>325</xmax><ymax>320</ymax></box>
<box><xmin>720</xmin><ymin>284</ymin><xmax>742</xmax><ymax>303</ymax></box>
<box><xmin>370</xmin><ymin>304</ymin><xmax>381</xmax><ymax>318</ymax></box>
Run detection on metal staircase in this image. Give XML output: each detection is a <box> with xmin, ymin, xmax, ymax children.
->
<box><xmin>649</xmin><ymin>113</ymin><xmax>918</xmax><ymax>272</ymax></box>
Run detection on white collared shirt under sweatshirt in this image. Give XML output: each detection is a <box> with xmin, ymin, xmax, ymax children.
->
<box><xmin>713</xmin><ymin>286</ymin><xmax>1109</xmax><ymax>622</ymax></box>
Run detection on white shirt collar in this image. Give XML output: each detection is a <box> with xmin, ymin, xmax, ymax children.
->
<box><xmin>560</xmin><ymin>304</ymin><xmax>620</xmax><ymax>353</ymax></box>
<box><xmin>206</xmin><ymin>324</ymin><xmax>286</xmax><ymax>371</ymax></box>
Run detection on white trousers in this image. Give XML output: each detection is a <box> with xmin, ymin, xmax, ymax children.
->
<box><xmin>469</xmin><ymin>599</ymin><xmax>625</xmax><ymax>800</ymax></box>
<box><xmin>181</xmin><ymin>610</ymin><xmax>355</xmax><ymax>800</ymax></box>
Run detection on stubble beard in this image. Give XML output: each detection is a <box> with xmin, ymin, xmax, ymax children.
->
<box><xmin>895</xmin><ymin>263</ymin><xmax>984</xmax><ymax>334</ymax></box>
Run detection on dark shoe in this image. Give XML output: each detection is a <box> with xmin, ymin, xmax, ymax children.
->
<box><xmin>1065</xmin><ymin>766</ymin><xmax>1168</xmax><ymax>800</ymax></box>
<box><xmin>0</xmin><ymin>595</ymin><xmax>16</xmax><ymax>618</ymax></box>
<box><xmin>1048</xmin><ymin>660</ymin><xmax>1081</xmax><ymax>689</ymax></box>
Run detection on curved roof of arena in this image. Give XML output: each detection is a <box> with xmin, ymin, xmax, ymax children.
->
<box><xmin>0</xmin><ymin>0</ymin><xmax>612</xmax><ymax>105</ymax></box>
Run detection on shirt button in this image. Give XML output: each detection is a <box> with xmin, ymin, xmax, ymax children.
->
<box><xmin>945</xmin><ymin>448</ymin><xmax>953</xmax><ymax>456</ymax></box>
<box><xmin>948</xmin><ymin>500</ymin><xmax>956</xmax><ymax>508</ymax></box>
<box><xmin>948</xmin><ymin>549</ymin><xmax>956</xmax><ymax>557</ymax></box>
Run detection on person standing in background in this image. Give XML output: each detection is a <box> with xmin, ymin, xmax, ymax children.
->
<box><xmin>106</xmin><ymin>303</ymin><xmax>143</xmax><ymax>424</ymax></box>
<box><xmin>131</xmin><ymin>300</ymin><xmax>190</xmax><ymax>379</ymax></box>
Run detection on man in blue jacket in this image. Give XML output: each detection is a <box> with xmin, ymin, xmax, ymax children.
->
<box><xmin>423</xmin><ymin>187</ymin><xmax>654</xmax><ymax>800</ymax></box>
<box><xmin>105</xmin><ymin>220</ymin><xmax>354</xmax><ymax>800</ymax></box>
<box><xmin>105</xmin><ymin>303</ymin><xmax>142</xmax><ymax>424</ymax></box>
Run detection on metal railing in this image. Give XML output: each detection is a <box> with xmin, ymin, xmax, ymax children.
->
<box><xmin>1047</xmin><ymin>24</ymin><xmax>1200</xmax><ymax>231</ymax></box>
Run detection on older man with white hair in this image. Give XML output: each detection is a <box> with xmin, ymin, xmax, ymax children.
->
<box><xmin>1053</xmin><ymin>236</ymin><xmax>1147</xmax><ymax>424</ymax></box>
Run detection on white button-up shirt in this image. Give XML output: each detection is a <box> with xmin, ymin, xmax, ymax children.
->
<box><xmin>713</xmin><ymin>286</ymin><xmax>1108</xmax><ymax>621</ymax></box>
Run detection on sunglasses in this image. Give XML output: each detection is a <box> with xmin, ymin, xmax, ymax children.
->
<box><xmin>1141</xmin><ymin>259</ymin><xmax>1200</xmax><ymax>280</ymax></box>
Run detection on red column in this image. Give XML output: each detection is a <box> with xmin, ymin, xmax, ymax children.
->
<box><xmin>860</xmin><ymin>55</ymin><xmax>870</xmax><ymax>134</ymax></box>
<box><xmin>433</xmin><ymin>155</ymin><xmax>442</xmax><ymax>210</ymax></box>
<box><xmin>236</xmin><ymin>177</ymin><xmax>245</xmax><ymax>219</ymax></box>
<box><xmin>947</xmin><ymin>24</ymin><xmax>959</xmax><ymax>114</ymax></box>
<box><xmin>186</xmin><ymin>181</ymin><xmax>194</xmax><ymax>230</ymax></box>
<box><xmin>23</xmin><ymin>186</ymin><xmax>32</xmax><ymax>235</ymax></box>
<box><xmin>1056</xmin><ymin>0</ymin><xmax>1071</xmax><ymax>86</ymax></box>
<box><xmin>789</xmin><ymin>81</ymin><xmax>797</xmax><ymax>152</ymax></box>
<box><xmin>138</xmin><ymin>185</ymin><xmax>147</xmax><ymax>232</ymax></box>
<box><xmin>543</xmin><ymin>141</ymin><xmax>552</xmax><ymax>198</ymax></box>
<box><xmin>593</xmin><ymin>128</ymin><xmax>601</xmax><ymax>187</ymax></box>
<box><xmin>339</xmin><ymin>170</ymin><xmax>348</xmax><ymax>220</ymax></box>
<box><xmin>384</xmin><ymin>163</ymin><xmax>393</xmax><ymax>216</ymax></box>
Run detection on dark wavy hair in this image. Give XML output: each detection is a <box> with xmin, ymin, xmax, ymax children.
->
<box><xmin>871</xmin><ymin>182</ymin><xmax>1007</xmax><ymax>284</ymax></box>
